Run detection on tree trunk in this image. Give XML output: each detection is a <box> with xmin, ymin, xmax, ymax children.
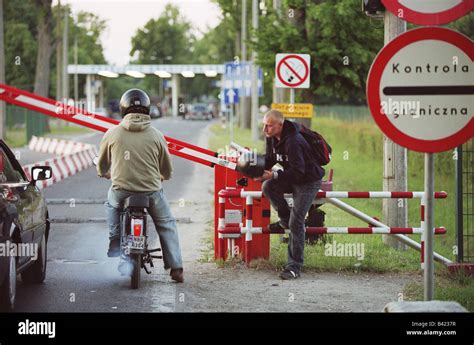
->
<box><xmin>34</xmin><ymin>0</ymin><xmax>53</xmax><ymax>132</ymax></box>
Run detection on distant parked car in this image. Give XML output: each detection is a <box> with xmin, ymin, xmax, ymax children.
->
<box><xmin>185</xmin><ymin>103</ymin><xmax>213</xmax><ymax>121</ymax></box>
<box><xmin>0</xmin><ymin>140</ymin><xmax>52</xmax><ymax>311</ymax></box>
<box><xmin>149</xmin><ymin>105</ymin><xmax>162</xmax><ymax>119</ymax></box>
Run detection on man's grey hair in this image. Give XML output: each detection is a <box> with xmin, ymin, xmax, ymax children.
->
<box><xmin>264</xmin><ymin>109</ymin><xmax>284</xmax><ymax>123</ymax></box>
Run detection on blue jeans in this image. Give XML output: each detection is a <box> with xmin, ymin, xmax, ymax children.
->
<box><xmin>262</xmin><ymin>178</ymin><xmax>321</xmax><ymax>273</ymax></box>
<box><xmin>105</xmin><ymin>187</ymin><xmax>183</xmax><ymax>270</ymax></box>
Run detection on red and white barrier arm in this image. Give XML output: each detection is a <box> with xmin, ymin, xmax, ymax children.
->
<box><xmin>219</xmin><ymin>189</ymin><xmax>448</xmax><ymax>199</ymax></box>
<box><xmin>0</xmin><ymin>83</ymin><xmax>236</xmax><ymax>170</ymax></box>
<box><xmin>219</xmin><ymin>226</ymin><xmax>447</xmax><ymax>235</ymax></box>
<box><xmin>315</xmin><ymin>191</ymin><xmax>448</xmax><ymax>199</ymax></box>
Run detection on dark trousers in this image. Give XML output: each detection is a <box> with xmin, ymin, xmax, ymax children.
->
<box><xmin>262</xmin><ymin>178</ymin><xmax>321</xmax><ymax>272</ymax></box>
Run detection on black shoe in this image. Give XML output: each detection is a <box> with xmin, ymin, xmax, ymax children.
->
<box><xmin>279</xmin><ymin>269</ymin><xmax>300</xmax><ymax>280</ymax></box>
<box><xmin>268</xmin><ymin>222</ymin><xmax>288</xmax><ymax>234</ymax></box>
<box><xmin>170</xmin><ymin>268</ymin><xmax>184</xmax><ymax>283</ymax></box>
<box><xmin>107</xmin><ymin>239</ymin><xmax>121</xmax><ymax>257</ymax></box>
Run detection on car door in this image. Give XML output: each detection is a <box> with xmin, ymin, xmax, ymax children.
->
<box><xmin>1</xmin><ymin>142</ymin><xmax>46</xmax><ymax>243</ymax></box>
<box><xmin>0</xmin><ymin>143</ymin><xmax>34</xmax><ymax>266</ymax></box>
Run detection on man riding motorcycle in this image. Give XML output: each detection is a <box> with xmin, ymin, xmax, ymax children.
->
<box><xmin>96</xmin><ymin>88</ymin><xmax>184</xmax><ymax>283</ymax></box>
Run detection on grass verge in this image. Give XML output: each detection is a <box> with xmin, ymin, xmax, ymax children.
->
<box><xmin>5</xmin><ymin>122</ymin><xmax>93</xmax><ymax>148</ymax></box>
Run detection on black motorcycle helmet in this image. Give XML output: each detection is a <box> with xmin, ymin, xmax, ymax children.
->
<box><xmin>119</xmin><ymin>88</ymin><xmax>151</xmax><ymax>116</ymax></box>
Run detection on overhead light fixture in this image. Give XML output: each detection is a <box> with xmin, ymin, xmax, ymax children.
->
<box><xmin>204</xmin><ymin>70</ymin><xmax>218</xmax><ymax>77</ymax></box>
<box><xmin>125</xmin><ymin>70</ymin><xmax>145</xmax><ymax>78</ymax></box>
<box><xmin>181</xmin><ymin>71</ymin><xmax>195</xmax><ymax>78</ymax></box>
<box><xmin>98</xmin><ymin>70</ymin><xmax>118</xmax><ymax>78</ymax></box>
<box><xmin>154</xmin><ymin>70</ymin><xmax>172</xmax><ymax>78</ymax></box>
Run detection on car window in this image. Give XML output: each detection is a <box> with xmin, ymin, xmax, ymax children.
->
<box><xmin>193</xmin><ymin>105</ymin><xmax>207</xmax><ymax>112</ymax></box>
<box><xmin>0</xmin><ymin>148</ymin><xmax>25</xmax><ymax>183</ymax></box>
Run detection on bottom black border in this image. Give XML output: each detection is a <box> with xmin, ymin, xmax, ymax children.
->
<box><xmin>0</xmin><ymin>312</ymin><xmax>472</xmax><ymax>345</ymax></box>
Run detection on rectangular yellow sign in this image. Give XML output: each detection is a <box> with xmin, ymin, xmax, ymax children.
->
<box><xmin>271</xmin><ymin>103</ymin><xmax>314</xmax><ymax>118</ymax></box>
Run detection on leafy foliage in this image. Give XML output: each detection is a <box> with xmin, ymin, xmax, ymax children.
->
<box><xmin>254</xmin><ymin>0</ymin><xmax>384</xmax><ymax>104</ymax></box>
<box><xmin>130</xmin><ymin>4</ymin><xmax>194</xmax><ymax>64</ymax></box>
<box><xmin>4</xmin><ymin>1</ymin><xmax>107</xmax><ymax>98</ymax></box>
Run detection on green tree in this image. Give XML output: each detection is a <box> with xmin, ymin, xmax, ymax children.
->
<box><xmin>4</xmin><ymin>0</ymin><xmax>38</xmax><ymax>90</ymax></box>
<box><xmin>187</xmin><ymin>18</ymin><xmax>236</xmax><ymax>100</ymax></box>
<box><xmin>449</xmin><ymin>11</ymin><xmax>474</xmax><ymax>39</ymax></box>
<box><xmin>254</xmin><ymin>0</ymin><xmax>384</xmax><ymax>104</ymax></box>
<box><xmin>50</xmin><ymin>7</ymin><xmax>107</xmax><ymax>100</ymax></box>
<box><xmin>129</xmin><ymin>4</ymin><xmax>195</xmax><ymax>96</ymax></box>
<box><xmin>130</xmin><ymin>4</ymin><xmax>194</xmax><ymax>64</ymax></box>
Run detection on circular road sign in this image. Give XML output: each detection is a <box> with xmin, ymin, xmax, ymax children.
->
<box><xmin>367</xmin><ymin>27</ymin><xmax>473</xmax><ymax>153</ymax></box>
<box><xmin>275</xmin><ymin>54</ymin><xmax>310</xmax><ymax>88</ymax></box>
<box><xmin>382</xmin><ymin>0</ymin><xmax>474</xmax><ymax>25</ymax></box>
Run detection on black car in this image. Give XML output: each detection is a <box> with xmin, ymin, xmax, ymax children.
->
<box><xmin>0</xmin><ymin>140</ymin><xmax>52</xmax><ymax>311</ymax></box>
<box><xmin>185</xmin><ymin>103</ymin><xmax>213</xmax><ymax>120</ymax></box>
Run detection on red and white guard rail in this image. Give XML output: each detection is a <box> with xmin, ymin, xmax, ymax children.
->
<box><xmin>0</xmin><ymin>83</ymin><xmax>236</xmax><ymax>170</ymax></box>
<box><xmin>218</xmin><ymin>188</ymin><xmax>452</xmax><ymax>266</ymax></box>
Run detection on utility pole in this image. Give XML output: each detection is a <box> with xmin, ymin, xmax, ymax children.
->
<box><xmin>382</xmin><ymin>10</ymin><xmax>408</xmax><ymax>250</ymax></box>
<box><xmin>240</xmin><ymin>0</ymin><xmax>250</xmax><ymax>130</ymax></box>
<box><xmin>0</xmin><ymin>0</ymin><xmax>6</xmax><ymax>140</ymax></box>
<box><xmin>251</xmin><ymin>0</ymin><xmax>259</xmax><ymax>141</ymax></box>
<box><xmin>272</xmin><ymin>0</ymin><xmax>285</xmax><ymax>104</ymax></box>
<box><xmin>62</xmin><ymin>5</ymin><xmax>68</xmax><ymax>103</ymax></box>
<box><xmin>56</xmin><ymin>0</ymin><xmax>63</xmax><ymax>103</ymax></box>
<box><xmin>62</xmin><ymin>5</ymin><xmax>69</xmax><ymax>126</ymax></box>
<box><xmin>74</xmin><ymin>35</ymin><xmax>78</xmax><ymax>103</ymax></box>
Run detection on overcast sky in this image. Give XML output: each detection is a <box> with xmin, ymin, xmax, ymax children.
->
<box><xmin>55</xmin><ymin>0</ymin><xmax>222</xmax><ymax>65</ymax></box>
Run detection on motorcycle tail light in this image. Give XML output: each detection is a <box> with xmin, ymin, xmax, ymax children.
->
<box><xmin>131</xmin><ymin>218</ymin><xmax>143</xmax><ymax>236</ymax></box>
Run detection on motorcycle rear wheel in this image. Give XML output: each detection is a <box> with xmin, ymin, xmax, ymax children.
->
<box><xmin>130</xmin><ymin>254</ymin><xmax>141</xmax><ymax>289</ymax></box>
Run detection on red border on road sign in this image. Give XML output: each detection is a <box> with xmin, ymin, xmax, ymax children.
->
<box><xmin>382</xmin><ymin>0</ymin><xmax>474</xmax><ymax>25</ymax></box>
<box><xmin>367</xmin><ymin>27</ymin><xmax>474</xmax><ymax>153</ymax></box>
<box><xmin>276</xmin><ymin>55</ymin><xmax>309</xmax><ymax>88</ymax></box>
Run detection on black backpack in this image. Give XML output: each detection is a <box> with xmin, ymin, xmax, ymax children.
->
<box><xmin>297</xmin><ymin>123</ymin><xmax>332</xmax><ymax>166</ymax></box>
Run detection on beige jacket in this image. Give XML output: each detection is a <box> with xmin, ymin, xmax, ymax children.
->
<box><xmin>97</xmin><ymin>113</ymin><xmax>172</xmax><ymax>192</ymax></box>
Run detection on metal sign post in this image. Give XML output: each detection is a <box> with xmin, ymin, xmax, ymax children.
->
<box><xmin>290</xmin><ymin>89</ymin><xmax>295</xmax><ymax>104</ymax></box>
<box><xmin>424</xmin><ymin>153</ymin><xmax>435</xmax><ymax>300</ymax></box>
<box><xmin>224</xmin><ymin>88</ymin><xmax>239</xmax><ymax>143</ymax></box>
<box><xmin>230</xmin><ymin>104</ymin><xmax>234</xmax><ymax>144</ymax></box>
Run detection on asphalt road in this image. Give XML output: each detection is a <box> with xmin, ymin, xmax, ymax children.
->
<box><xmin>13</xmin><ymin>116</ymin><xmax>215</xmax><ymax>312</ymax></box>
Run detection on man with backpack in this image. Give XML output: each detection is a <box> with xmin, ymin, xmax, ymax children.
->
<box><xmin>255</xmin><ymin>109</ymin><xmax>325</xmax><ymax>280</ymax></box>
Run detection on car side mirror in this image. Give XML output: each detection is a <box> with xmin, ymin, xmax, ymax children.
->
<box><xmin>31</xmin><ymin>166</ymin><xmax>52</xmax><ymax>183</ymax></box>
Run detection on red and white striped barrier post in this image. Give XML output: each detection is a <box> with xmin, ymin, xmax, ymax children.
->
<box><xmin>217</xmin><ymin>195</ymin><xmax>227</xmax><ymax>259</ymax></box>
<box><xmin>218</xmin><ymin>189</ymin><xmax>263</xmax><ymax>264</ymax></box>
<box><xmin>421</xmin><ymin>195</ymin><xmax>426</xmax><ymax>269</ymax></box>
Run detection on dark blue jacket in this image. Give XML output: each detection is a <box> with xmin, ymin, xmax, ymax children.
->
<box><xmin>264</xmin><ymin>120</ymin><xmax>325</xmax><ymax>184</ymax></box>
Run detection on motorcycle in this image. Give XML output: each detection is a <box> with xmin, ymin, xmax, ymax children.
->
<box><xmin>119</xmin><ymin>195</ymin><xmax>162</xmax><ymax>289</ymax></box>
<box><xmin>93</xmin><ymin>157</ymin><xmax>162</xmax><ymax>289</ymax></box>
